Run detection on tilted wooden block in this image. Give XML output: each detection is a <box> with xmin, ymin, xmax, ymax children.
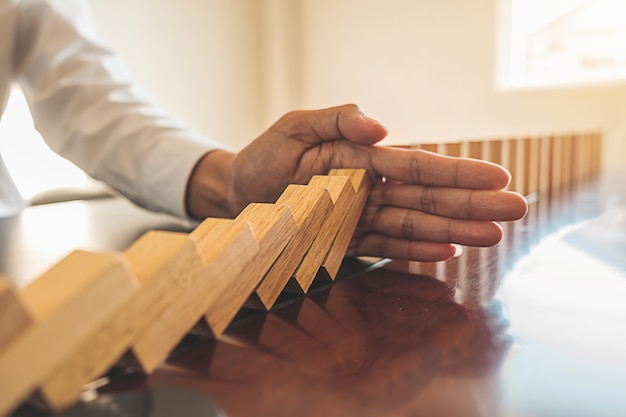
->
<box><xmin>0</xmin><ymin>277</ymin><xmax>33</xmax><ymax>350</ymax></box>
<box><xmin>200</xmin><ymin>203</ymin><xmax>297</xmax><ymax>336</ymax></box>
<box><xmin>318</xmin><ymin>169</ymin><xmax>371</xmax><ymax>280</ymax></box>
<box><xmin>128</xmin><ymin>219</ymin><xmax>259</xmax><ymax>373</ymax></box>
<box><xmin>248</xmin><ymin>185</ymin><xmax>334</xmax><ymax>310</ymax></box>
<box><xmin>0</xmin><ymin>251</ymin><xmax>135</xmax><ymax>417</ymax></box>
<box><xmin>289</xmin><ymin>175</ymin><xmax>355</xmax><ymax>293</ymax></box>
<box><xmin>39</xmin><ymin>231</ymin><xmax>208</xmax><ymax>410</ymax></box>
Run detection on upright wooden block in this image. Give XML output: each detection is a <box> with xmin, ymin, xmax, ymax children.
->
<box><xmin>468</xmin><ymin>141</ymin><xmax>483</xmax><ymax>160</ymax></box>
<box><xmin>444</xmin><ymin>142</ymin><xmax>461</xmax><ymax>157</ymax></box>
<box><xmin>290</xmin><ymin>175</ymin><xmax>355</xmax><ymax>293</ymax></box>
<box><xmin>318</xmin><ymin>169</ymin><xmax>371</xmax><ymax>280</ymax></box>
<box><xmin>507</xmin><ymin>138</ymin><xmax>519</xmax><ymax>193</ymax></box>
<box><xmin>538</xmin><ymin>136</ymin><xmax>552</xmax><ymax>195</ymax></box>
<box><xmin>419</xmin><ymin>143</ymin><xmax>440</xmax><ymax>153</ymax></box>
<box><xmin>0</xmin><ymin>251</ymin><xmax>135</xmax><ymax>417</ymax></box>
<box><xmin>128</xmin><ymin>219</ymin><xmax>259</xmax><ymax>373</ymax></box>
<box><xmin>0</xmin><ymin>277</ymin><xmax>33</xmax><ymax>350</ymax></box>
<box><xmin>202</xmin><ymin>203</ymin><xmax>297</xmax><ymax>336</ymax></box>
<box><xmin>487</xmin><ymin>140</ymin><xmax>503</xmax><ymax>166</ymax></box>
<box><xmin>39</xmin><ymin>231</ymin><xmax>208</xmax><ymax>410</ymax></box>
<box><xmin>249</xmin><ymin>185</ymin><xmax>334</xmax><ymax>310</ymax></box>
<box><xmin>550</xmin><ymin>136</ymin><xmax>563</xmax><ymax>194</ymax></box>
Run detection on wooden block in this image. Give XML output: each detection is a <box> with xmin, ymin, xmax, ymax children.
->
<box><xmin>419</xmin><ymin>143</ymin><xmax>439</xmax><ymax>153</ymax></box>
<box><xmin>0</xmin><ymin>277</ymin><xmax>33</xmax><ymax>350</ymax></box>
<box><xmin>468</xmin><ymin>141</ymin><xmax>483</xmax><ymax>160</ymax></box>
<box><xmin>318</xmin><ymin>169</ymin><xmax>371</xmax><ymax>280</ymax></box>
<box><xmin>202</xmin><ymin>203</ymin><xmax>297</xmax><ymax>336</ymax></box>
<box><xmin>39</xmin><ymin>231</ymin><xmax>208</xmax><ymax>410</ymax></box>
<box><xmin>522</xmin><ymin>137</ymin><xmax>539</xmax><ymax>196</ymax></box>
<box><xmin>507</xmin><ymin>138</ymin><xmax>519</xmax><ymax>193</ymax></box>
<box><xmin>0</xmin><ymin>250</ymin><xmax>135</xmax><ymax>416</ymax></box>
<box><xmin>128</xmin><ymin>219</ymin><xmax>259</xmax><ymax>373</ymax></box>
<box><xmin>487</xmin><ymin>140</ymin><xmax>503</xmax><ymax>166</ymax></box>
<box><xmin>538</xmin><ymin>136</ymin><xmax>552</xmax><ymax>195</ymax></box>
<box><xmin>444</xmin><ymin>142</ymin><xmax>461</xmax><ymax>157</ymax></box>
<box><xmin>249</xmin><ymin>185</ymin><xmax>334</xmax><ymax>310</ymax></box>
<box><xmin>549</xmin><ymin>136</ymin><xmax>562</xmax><ymax>195</ymax></box>
<box><xmin>290</xmin><ymin>175</ymin><xmax>355</xmax><ymax>293</ymax></box>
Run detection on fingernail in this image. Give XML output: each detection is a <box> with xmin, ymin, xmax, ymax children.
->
<box><xmin>453</xmin><ymin>244</ymin><xmax>464</xmax><ymax>257</ymax></box>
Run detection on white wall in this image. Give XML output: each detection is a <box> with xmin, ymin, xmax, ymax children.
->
<box><xmin>90</xmin><ymin>0</ymin><xmax>626</xmax><ymax>169</ymax></box>
<box><xmin>90</xmin><ymin>0</ymin><xmax>264</xmax><ymax>151</ymax></box>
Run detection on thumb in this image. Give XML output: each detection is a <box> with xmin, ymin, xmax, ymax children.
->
<box><xmin>299</xmin><ymin>104</ymin><xmax>388</xmax><ymax>146</ymax></box>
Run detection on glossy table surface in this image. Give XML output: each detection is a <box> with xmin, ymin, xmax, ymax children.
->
<box><xmin>6</xmin><ymin>173</ymin><xmax>626</xmax><ymax>417</ymax></box>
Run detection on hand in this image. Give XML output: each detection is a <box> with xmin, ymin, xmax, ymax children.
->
<box><xmin>186</xmin><ymin>104</ymin><xmax>528</xmax><ymax>262</ymax></box>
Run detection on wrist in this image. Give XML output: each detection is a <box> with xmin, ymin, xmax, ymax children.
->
<box><xmin>185</xmin><ymin>149</ymin><xmax>236</xmax><ymax>219</ymax></box>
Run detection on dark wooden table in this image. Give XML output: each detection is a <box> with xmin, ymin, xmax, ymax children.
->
<box><xmin>6</xmin><ymin>173</ymin><xmax>626</xmax><ymax>417</ymax></box>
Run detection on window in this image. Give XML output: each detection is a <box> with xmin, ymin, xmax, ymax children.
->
<box><xmin>497</xmin><ymin>0</ymin><xmax>626</xmax><ymax>89</ymax></box>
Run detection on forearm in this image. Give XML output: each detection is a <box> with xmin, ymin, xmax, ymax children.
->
<box><xmin>185</xmin><ymin>149</ymin><xmax>237</xmax><ymax>220</ymax></box>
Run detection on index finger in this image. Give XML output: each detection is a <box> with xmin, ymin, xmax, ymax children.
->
<box><xmin>369</xmin><ymin>147</ymin><xmax>511</xmax><ymax>190</ymax></box>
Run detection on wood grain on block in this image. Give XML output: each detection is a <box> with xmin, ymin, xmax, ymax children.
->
<box><xmin>202</xmin><ymin>203</ymin><xmax>297</xmax><ymax>336</ymax></box>
<box><xmin>487</xmin><ymin>140</ymin><xmax>503</xmax><ymax>166</ymax></box>
<box><xmin>0</xmin><ymin>251</ymin><xmax>135</xmax><ymax>417</ymax></box>
<box><xmin>290</xmin><ymin>175</ymin><xmax>355</xmax><ymax>293</ymax></box>
<box><xmin>319</xmin><ymin>169</ymin><xmax>371</xmax><ymax>280</ymax></box>
<box><xmin>0</xmin><ymin>277</ymin><xmax>33</xmax><ymax>350</ymax></box>
<box><xmin>129</xmin><ymin>219</ymin><xmax>259</xmax><ymax>374</ymax></box>
<box><xmin>250</xmin><ymin>185</ymin><xmax>334</xmax><ymax>310</ymax></box>
<box><xmin>39</xmin><ymin>231</ymin><xmax>207</xmax><ymax>410</ymax></box>
<box><xmin>444</xmin><ymin>142</ymin><xmax>461</xmax><ymax>157</ymax></box>
<box><xmin>468</xmin><ymin>141</ymin><xmax>483</xmax><ymax>160</ymax></box>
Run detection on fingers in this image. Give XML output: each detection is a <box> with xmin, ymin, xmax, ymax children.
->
<box><xmin>370</xmin><ymin>182</ymin><xmax>528</xmax><ymax>221</ymax></box>
<box><xmin>363</xmin><ymin>205</ymin><xmax>504</xmax><ymax>247</ymax></box>
<box><xmin>282</xmin><ymin>104</ymin><xmax>388</xmax><ymax>146</ymax></box>
<box><xmin>348</xmin><ymin>234</ymin><xmax>458</xmax><ymax>262</ymax></box>
<box><xmin>368</xmin><ymin>147</ymin><xmax>512</xmax><ymax>190</ymax></box>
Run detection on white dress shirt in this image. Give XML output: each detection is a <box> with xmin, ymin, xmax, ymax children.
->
<box><xmin>0</xmin><ymin>0</ymin><xmax>223</xmax><ymax>218</ymax></box>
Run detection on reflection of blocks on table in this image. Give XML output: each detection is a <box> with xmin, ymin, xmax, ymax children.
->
<box><xmin>289</xmin><ymin>175</ymin><xmax>355</xmax><ymax>293</ymax></box>
<box><xmin>0</xmin><ymin>277</ymin><xmax>33</xmax><ymax>350</ymax></box>
<box><xmin>0</xmin><ymin>250</ymin><xmax>136</xmax><ymax>416</ymax></box>
<box><xmin>129</xmin><ymin>219</ymin><xmax>259</xmax><ymax>373</ymax></box>
<box><xmin>248</xmin><ymin>185</ymin><xmax>334</xmax><ymax>310</ymax></box>
<box><xmin>39</xmin><ymin>231</ymin><xmax>209</xmax><ymax>410</ymax></box>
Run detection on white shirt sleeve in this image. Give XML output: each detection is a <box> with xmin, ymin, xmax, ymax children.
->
<box><xmin>13</xmin><ymin>0</ymin><xmax>225</xmax><ymax>218</ymax></box>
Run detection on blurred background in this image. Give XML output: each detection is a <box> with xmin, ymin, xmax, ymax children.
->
<box><xmin>1</xmin><ymin>0</ymin><xmax>625</xmax><ymax>201</ymax></box>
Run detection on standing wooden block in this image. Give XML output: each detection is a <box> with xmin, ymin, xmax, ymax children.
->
<box><xmin>318</xmin><ymin>169</ymin><xmax>371</xmax><ymax>280</ymax></box>
<box><xmin>249</xmin><ymin>186</ymin><xmax>334</xmax><ymax>310</ymax></box>
<box><xmin>201</xmin><ymin>203</ymin><xmax>297</xmax><ymax>336</ymax></box>
<box><xmin>538</xmin><ymin>136</ymin><xmax>552</xmax><ymax>196</ymax></box>
<box><xmin>419</xmin><ymin>143</ymin><xmax>440</xmax><ymax>153</ymax></box>
<box><xmin>468</xmin><ymin>141</ymin><xmax>483</xmax><ymax>160</ymax></box>
<box><xmin>444</xmin><ymin>142</ymin><xmax>462</xmax><ymax>157</ymax></box>
<box><xmin>0</xmin><ymin>277</ymin><xmax>33</xmax><ymax>350</ymax></box>
<box><xmin>487</xmin><ymin>140</ymin><xmax>503</xmax><ymax>166</ymax></box>
<box><xmin>507</xmin><ymin>139</ymin><xmax>519</xmax><ymax>193</ymax></box>
<box><xmin>524</xmin><ymin>138</ymin><xmax>540</xmax><ymax>196</ymax></box>
<box><xmin>549</xmin><ymin>136</ymin><xmax>563</xmax><ymax>197</ymax></box>
<box><xmin>39</xmin><ymin>231</ymin><xmax>208</xmax><ymax>410</ymax></box>
<box><xmin>290</xmin><ymin>175</ymin><xmax>355</xmax><ymax>293</ymax></box>
<box><xmin>561</xmin><ymin>135</ymin><xmax>574</xmax><ymax>189</ymax></box>
<box><xmin>0</xmin><ymin>250</ymin><xmax>135</xmax><ymax>417</ymax></box>
<box><xmin>128</xmin><ymin>219</ymin><xmax>259</xmax><ymax>373</ymax></box>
